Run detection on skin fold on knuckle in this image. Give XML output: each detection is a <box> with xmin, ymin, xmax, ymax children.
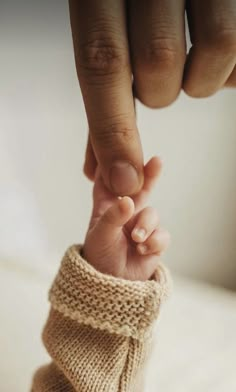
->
<box><xmin>196</xmin><ymin>6</ymin><xmax>236</xmax><ymax>56</ymax></box>
<box><xmin>146</xmin><ymin>37</ymin><xmax>183</xmax><ymax>67</ymax></box>
<box><xmin>92</xmin><ymin>119</ymin><xmax>137</xmax><ymax>151</ymax></box>
<box><xmin>214</xmin><ymin>29</ymin><xmax>236</xmax><ymax>56</ymax></box>
<box><xmin>76</xmin><ymin>34</ymin><xmax>128</xmax><ymax>79</ymax></box>
<box><xmin>184</xmin><ymin>32</ymin><xmax>236</xmax><ymax>98</ymax></box>
<box><xmin>202</xmin><ymin>27</ymin><xmax>236</xmax><ymax>57</ymax></box>
<box><xmin>134</xmin><ymin>38</ymin><xmax>185</xmax><ymax>107</ymax></box>
<box><xmin>188</xmin><ymin>1</ymin><xmax>236</xmax><ymax>54</ymax></box>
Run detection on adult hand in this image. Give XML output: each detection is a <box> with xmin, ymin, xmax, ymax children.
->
<box><xmin>69</xmin><ymin>0</ymin><xmax>236</xmax><ymax>196</ymax></box>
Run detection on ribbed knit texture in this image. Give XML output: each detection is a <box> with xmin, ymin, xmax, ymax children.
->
<box><xmin>32</xmin><ymin>245</ymin><xmax>171</xmax><ymax>392</ymax></box>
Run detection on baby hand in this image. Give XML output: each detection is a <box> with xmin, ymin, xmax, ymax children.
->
<box><xmin>83</xmin><ymin>157</ymin><xmax>170</xmax><ymax>281</ymax></box>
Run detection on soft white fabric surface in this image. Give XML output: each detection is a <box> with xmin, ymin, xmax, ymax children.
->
<box><xmin>1</xmin><ymin>263</ymin><xmax>236</xmax><ymax>392</ymax></box>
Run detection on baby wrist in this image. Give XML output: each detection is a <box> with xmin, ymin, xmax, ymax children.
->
<box><xmin>49</xmin><ymin>244</ymin><xmax>171</xmax><ymax>340</ymax></box>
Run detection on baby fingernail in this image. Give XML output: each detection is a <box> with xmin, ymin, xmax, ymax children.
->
<box><xmin>138</xmin><ymin>244</ymin><xmax>148</xmax><ymax>254</ymax></box>
<box><xmin>134</xmin><ymin>228</ymin><xmax>146</xmax><ymax>240</ymax></box>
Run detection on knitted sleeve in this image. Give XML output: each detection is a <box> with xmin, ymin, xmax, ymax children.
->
<box><xmin>32</xmin><ymin>244</ymin><xmax>171</xmax><ymax>392</ymax></box>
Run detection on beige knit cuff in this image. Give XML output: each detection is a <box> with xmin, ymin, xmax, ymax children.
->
<box><xmin>49</xmin><ymin>245</ymin><xmax>171</xmax><ymax>341</ymax></box>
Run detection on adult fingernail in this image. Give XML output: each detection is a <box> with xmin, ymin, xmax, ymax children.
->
<box><xmin>110</xmin><ymin>161</ymin><xmax>140</xmax><ymax>196</ymax></box>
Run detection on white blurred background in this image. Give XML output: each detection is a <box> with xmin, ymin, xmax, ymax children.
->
<box><xmin>1</xmin><ymin>0</ymin><xmax>236</xmax><ymax>289</ymax></box>
<box><xmin>1</xmin><ymin>2</ymin><xmax>236</xmax><ymax>391</ymax></box>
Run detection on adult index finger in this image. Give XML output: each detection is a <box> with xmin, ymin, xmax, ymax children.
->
<box><xmin>69</xmin><ymin>0</ymin><xmax>144</xmax><ymax>195</ymax></box>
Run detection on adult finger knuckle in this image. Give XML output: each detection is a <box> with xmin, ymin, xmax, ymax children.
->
<box><xmin>94</xmin><ymin>118</ymin><xmax>136</xmax><ymax>149</ymax></box>
<box><xmin>205</xmin><ymin>19</ymin><xmax>236</xmax><ymax>54</ymax></box>
<box><xmin>216</xmin><ymin>29</ymin><xmax>236</xmax><ymax>54</ymax></box>
<box><xmin>138</xmin><ymin>37</ymin><xmax>183</xmax><ymax>74</ymax></box>
<box><xmin>77</xmin><ymin>35</ymin><xmax>127</xmax><ymax>77</ymax></box>
<box><xmin>134</xmin><ymin>38</ymin><xmax>183</xmax><ymax>107</ymax></box>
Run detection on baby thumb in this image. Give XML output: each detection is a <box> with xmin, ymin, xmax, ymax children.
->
<box><xmin>94</xmin><ymin>196</ymin><xmax>134</xmax><ymax>242</ymax></box>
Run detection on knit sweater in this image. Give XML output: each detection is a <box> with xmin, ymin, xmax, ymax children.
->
<box><xmin>32</xmin><ymin>244</ymin><xmax>171</xmax><ymax>392</ymax></box>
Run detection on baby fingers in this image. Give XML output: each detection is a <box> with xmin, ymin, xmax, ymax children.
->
<box><xmin>137</xmin><ymin>228</ymin><xmax>170</xmax><ymax>256</ymax></box>
<box><xmin>131</xmin><ymin>207</ymin><xmax>159</xmax><ymax>243</ymax></box>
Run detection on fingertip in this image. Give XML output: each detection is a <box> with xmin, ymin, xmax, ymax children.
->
<box><xmin>132</xmin><ymin>227</ymin><xmax>147</xmax><ymax>243</ymax></box>
<box><xmin>145</xmin><ymin>156</ymin><xmax>163</xmax><ymax>182</ymax></box>
<box><xmin>104</xmin><ymin>196</ymin><xmax>134</xmax><ymax>228</ymax></box>
<box><xmin>146</xmin><ymin>155</ymin><xmax>162</xmax><ymax>173</ymax></box>
<box><xmin>99</xmin><ymin>197</ymin><xmax>134</xmax><ymax>229</ymax></box>
<box><xmin>118</xmin><ymin>196</ymin><xmax>135</xmax><ymax>215</ymax></box>
<box><xmin>141</xmin><ymin>228</ymin><xmax>171</xmax><ymax>256</ymax></box>
<box><xmin>152</xmin><ymin>155</ymin><xmax>162</xmax><ymax>165</ymax></box>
